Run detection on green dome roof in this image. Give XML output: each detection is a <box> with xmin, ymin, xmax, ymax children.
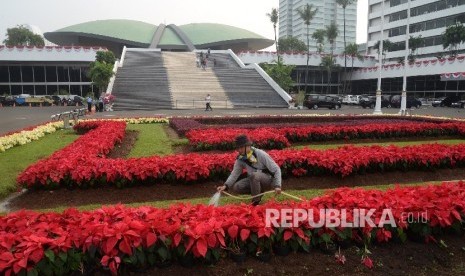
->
<box><xmin>44</xmin><ymin>19</ymin><xmax>273</xmax><ymax>51</ymax></box>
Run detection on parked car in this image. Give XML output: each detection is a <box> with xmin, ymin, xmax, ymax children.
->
<box><xmin>439</xmin><ymin>95</ymin><xmax>462</xmax><ymax>107</ymax></box>
<box><xmin>342</xmin><ymin>95</ymin><xmax>362</xmax><ymax>105</ymax></box>
<box><xmin>304</xmin><ymin>94</ymin><xmax>342</xmax><ymax>109</ymax></box>
<box><xmin>359</xmin><ymin>95</ymin><xmax>392</xmax><ymax>108</ymax></box>
<box><xmin>451</xmin><ymin>100</ymin><xmax>465</xmax><ymax>108</ymax></box>
<box><xmin>0</xmin><ymin>96</ymin><xmax>16</xmax><ymax>106</ymax></box>
<box><xmin>431</xmin><ymin>97</ymin><xmax>446</xmax><ymax>107</ymax></box>
<box><xmin>390</xmin><ymin>96</ymin><xmax>422</xmax><ymax>108</ymax></box>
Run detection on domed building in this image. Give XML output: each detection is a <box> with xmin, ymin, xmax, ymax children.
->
<box><xmin>44</xmin><ymin>19</ymin><xmax>274</xmax><ymax>56</ymax></box>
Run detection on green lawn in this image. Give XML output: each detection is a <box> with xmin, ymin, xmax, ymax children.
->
<box><xmin>126</xmin><ymin>124</ymin><xmax>188</xmax><ymax>157</ymax></box>
<box><xmin>0</xmin><ymin>129</ymin><xmax>78</xmax><ymax>199</ymax></box>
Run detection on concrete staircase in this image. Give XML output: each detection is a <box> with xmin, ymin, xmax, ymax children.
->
<box><xmin>111</xmin><ymin>50</ymin><xmax>288</xmax><ymax>110</ymax></box>
<box><xmin>112</xmin><ymin>51</ymin><xmax>172</xmax><ymax>110</ymax></box>
<box><xmin>162</xmin><ymin>52</ymin><xmax>232</xmax><ymax>109</ymax></box>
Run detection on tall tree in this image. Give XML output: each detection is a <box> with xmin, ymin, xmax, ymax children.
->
<box><xmin>442</xmin><ymin>22</ymin><xmax>465</xmax><ymax>57</ymax></box>
<box><xmin>336</xmin><ymin>0</ymin><xmax>356</xmax><ymax>94</ymax></box>
<box><xmin>267</xmin><ymin>8</ymin><xmax>280</xmax><ymax>59</ymax></box>
<box><xmin>373</xmin><ymin>39</ymin><xmax>392</xmax><ymax>64</ymax></box>
<box><xmin>408</xmin><ymin>35</ymin><xmax>424</xmax><ymax>62</ymax></box>
<box><xmin>297</xmin><ymin>4</ymin><xmax>318</xmax><ymax>92</ymax></box>
<box><xmin>260</xmin><ymin>56</ymin><xmax>295</xmax><ymax>92</ymax></box>
<box><xmin>325</xmin><ymin>22</ymin><xmax>339</xmax><ymax>55</ymax></box>
<box><xmin>95</xmin><ymin>51</ymin><xmax>116</xmax><ymax>65</ymax></box>
<box><xmin>343</xmin><ymin>42</ymin><xmax>364</xmax><ymax>93</ymax></box>
<box><xmin>278</xmin><ymin>36</ymin><xmax>307</xmax><ymax>52</ymax></box>
<box><xmin>312</xmin><ymin>29</ymin><xmax>326</xmax><ymax>54</ymax></box>
<box><xmin>3</xmin><ymin>25</ymin><xmax>44</xmax><ymax>47</ymax></box>
<box><xmin>88</xmin><ymin>51</ymin><xmax>115</xmax><ymax>95</ymax></box>
<box><xmin>320</xmin><ymin>55</ymin><xmax>340</xmax><ymax>94</ymax></box>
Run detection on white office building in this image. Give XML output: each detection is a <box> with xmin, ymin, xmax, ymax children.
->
<box><xmin>279</xmin><ymin>0</ymin><xmax>357</xmax><ymax>53</ymax></box>
<box><xmin>367</xmin><ymin>0</ymin><xmax>465</xmax><ymax>61</ymax></box>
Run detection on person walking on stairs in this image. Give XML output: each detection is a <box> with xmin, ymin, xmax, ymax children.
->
<box><xmin>205</xmin><ymin>94</ymin><xmax>213</xmax><ymax>111</ymax></box>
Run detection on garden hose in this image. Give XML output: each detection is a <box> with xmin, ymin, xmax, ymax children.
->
<box><xmin>221</xmin><ymin>190</ymin><xmax>303</xmax><ymax>201</ymax></box>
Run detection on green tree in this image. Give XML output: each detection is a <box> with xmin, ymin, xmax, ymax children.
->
<box><xmin>325</xmin><ymin>22</ymin><xmax>339</xmax><ymax>55</ymax></box>
<box><xmin>88</xmin><ymin>61</ymin><xmax>114</xmax><ymax>95</ymax></box>
<box><xmin>3</xmin><ymin>25</ymin><xmax>44</xmax><ymax>47</ymax></box>
<box><xmin>267</xmin><ymin>7</ymin><xmax>280</xmax><ymax>59</ymax></box>
<box><xmin>408</xmin><ymin>35</ymin><xmax>424</xmax><ymax>62</ymax></box>
<box><xmin>95</xmin><ymin>50</ymin><xmax>116</xmax><ymax>64</ymax></box>
<box><xmin>320</xmin><ymin>55</ymin><xmax>340</xmax><ymax>94</ymax></box>
<box><xmin>442</xmin><ymin>22</ymin><xmax>465</xmax><ymax>57</ymax></box>
<box><xmin>343</xmin><ymin>43</ymin><xmax>364</xmax><ymax>93</ymax></box>
<box><xmin>297</xmin><ymin>3</ymin><xmax>318</xmax><ymax>92</ymax></box>
<box><xmin>261</xmin><ymin>56</ymin><xmax>295</xmax><ymax>92</ymax></box>
<box><xmin>278</xmin><ymin>36</ymin><xmax>307</xmax><ymax>52</ymax></box>
<box><xmin>373</xmin><ymin>39</ymin><xmax>392</xmax><ymax>64</ymax></box>
<box><xmin>336</xmin><ymin>0</ymin><xmax>356</xmax><ymax>94</ymax></box>
<box><xmin>312</xmin><ymin>29</ymin><xmax>326</xmax><ymax>54</ymax></box>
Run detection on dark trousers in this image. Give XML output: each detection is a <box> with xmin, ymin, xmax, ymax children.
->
<box><xmin>87</xmin><ymin>102</ymin><xmax>92</xmax><ymax>112</ymax></box>
<box><xmin>205</xmin><ymin>103</ymin><xmax>212</xmax><ymax>111</ymax></box>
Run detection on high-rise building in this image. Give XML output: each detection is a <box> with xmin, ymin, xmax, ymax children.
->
<box><xmin>278</xmin><ymin>0</ymin><xmax>357</xmax><ymax>53</ymax></box>
<box><xmin>367</xmin><ymin>0</ymin><xmax>465</xmax><ymax>61</ymax></box>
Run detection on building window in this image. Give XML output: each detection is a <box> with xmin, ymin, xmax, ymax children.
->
<box><xmin>0</xmin><ymin>66</ymin><xmax>9</xmax><ymax>83</ymax></box>
<box><xmin>33</xmin><ymin>66</ymin><xmax>45</xmax><ymax>82</ymax></box>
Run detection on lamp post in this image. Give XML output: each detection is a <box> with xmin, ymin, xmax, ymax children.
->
<box><xmin>373</xmin><ymin>0</ymin><xmax>385</xmax><ymax>115</ymax></box>
<box><xmin>399</xmin><ymin>0</ymin><xmax>411</xmax><ymax>115</ymax></box>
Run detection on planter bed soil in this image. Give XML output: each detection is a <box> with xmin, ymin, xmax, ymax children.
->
<box><xmin>136</xmin><ymin>235</ymin><xmax>465</xmax><ymax>276</ymax></box>
<box><xmin>8</xmin><ymin>168</ymin><xmax>465</xmax><ymax>211</ymax></box>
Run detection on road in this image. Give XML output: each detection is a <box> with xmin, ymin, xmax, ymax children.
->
<box><xmin>1</xmin><ymin>105</ymin><xmax>465</xmax><ymax>135</ymax></box>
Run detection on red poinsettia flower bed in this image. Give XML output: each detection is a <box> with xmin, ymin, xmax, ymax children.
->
<box><xmin>186</xmin><ymin>128</ymin><xmax>290</xmax><ymax>150</ymax></box>
<box><xmin>1</xmin><ymin>182</ymin><xmax>464</xmax><ymax>275</ymax></box>
<box><xmin>185</xmin><ymin>122</ymin><xmax>465</xmax><ymax>150</ymax></box>
<box><xmin>17</xmin><ymin>121</ymin><xmax>126</xmax><ymax>188</ymax></box>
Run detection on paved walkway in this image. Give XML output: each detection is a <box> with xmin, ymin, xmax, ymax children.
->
<box><xmin>1</xmin><ymin>105</ymin><xmax>465</xmax><ymax>135</ymax></box>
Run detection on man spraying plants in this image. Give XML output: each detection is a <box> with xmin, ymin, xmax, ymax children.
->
<box><xmin>215</xmin><ymin>134</ymin><xmax>282</xmax><ymax>205</ymax></box>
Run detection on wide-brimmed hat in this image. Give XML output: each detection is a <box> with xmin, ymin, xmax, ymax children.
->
<box><xmin>235</xmin><ymin>134</ymin><xmax>252</xmax><ymax>148</ymax></box>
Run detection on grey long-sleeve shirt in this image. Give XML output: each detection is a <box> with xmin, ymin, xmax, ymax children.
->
<box><xmin>224</xmin><ymin>147</ymin><xmax>282</xmax><ymax>188</ymax></box>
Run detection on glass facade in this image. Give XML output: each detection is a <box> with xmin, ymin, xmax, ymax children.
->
<box><xmin>0</xmin><ymin>64</ymin><xmax>95</xmax><ymax>96</ymax></box>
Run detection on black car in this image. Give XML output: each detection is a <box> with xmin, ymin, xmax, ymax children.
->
<box><xmin>451</xmin><ymin>100</ymin><xmax>465</xmax><ymax>108</ymax></box>
<box><xmin>390</xmin><ymin>96</ymin><xmax>422</xmax><ymax>108</ymax></box>
<box><xmin>0</xmin><ymin>96</ymin><xmax>16</xmax><ymax>106</ymax></box>
<box><xmin>439</xmin><ymin>95</ymin><xmax>461</xmax><ymax>107</ymax></box>
<box><xmin>359</xmin><ymin>95</ymin><xmax>392</xmax><ymax>108</ymax></box>
<box><xmin>304</xmin><ymin>94</ymin><xmax>342</xmax><ymax>109</ymax></box>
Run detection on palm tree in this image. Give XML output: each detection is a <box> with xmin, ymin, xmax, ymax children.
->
<box><xmin>343</xmin><ymin>42</ymin><xmax>364</xmax><ymax>93</ymax></box>
<box><xmin>267</xmin><ymin>8</ymin><xmax>279</xmax><ymax>59</ymax></box>
<box><xmin>325</xmin><ymin>22</ymin><xmax>339</xmax><ymax>55</ymax></box>
<box><xmin>324</xmin><ymin>22</ymin><xmax>339</xmax><ymax>93</ymax></box>
<box><xmin>373</xmin><ymin>39</ymin><xmax>392</xmax><ymax>64</ymax></box>
<box><xmin>297</xmin><ymin>3</ymin><xmax>318</xmax><ymax>92</ymax></box>
<box><xmin>320</xmin><ymin>55</ymin><xmax>340</xmax><ymax>94</ymax></box>
<box><xmin>336</xmin><ymin>0</ymin><xmax>356</xmax><ymax>94</ymax></box>
<box><xmin>312</xmin><ymin>29</ymin><xmax>326</xmax><ymax>54</ymax></box>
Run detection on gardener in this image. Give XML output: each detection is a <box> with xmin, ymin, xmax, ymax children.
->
<box><xmin>217</xmin><ymin>134</ymin><xmax>282</xmax><ymax>205</ymax></box>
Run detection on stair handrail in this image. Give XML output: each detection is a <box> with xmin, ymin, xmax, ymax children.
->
<box><xmin>106</xmin><ymin>59</ymin><xmax>120</xmax><ymax>94</ymax></box>
<box><xmin>227</xmin><ymin>49</ymin><xmax>291</xmax><ymax>104</ymax></box>
<box><xmin>119</xmin><ymin>46</ymin><xmax>127</xmax><ymax>68</ymax></box>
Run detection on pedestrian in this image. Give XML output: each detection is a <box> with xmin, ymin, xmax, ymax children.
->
<box><xmin>213</xmin><ymin>58</ymin><xmax>217</xmax><ymax>67</ymax></box>
<box><xmin>205</xmin><ymin>94</ymin><xmax>212</xmax><ymax>111</ymax></box>
<box><xmin>207</xmin><ymin>48</ymin><xmax>211</xmax><ymax>58</ymax></box>
<box><xmin>216</xmin><ymin>134</ymin><xmax>282</xmax><ymax>206</ymax></box>
<box><xmin>86</xmin><ymin>96</ymin><xmax>92</xmax><ymax>112</ymax></box>
<box><xmin>196</xmin><ymin>54</ymin><xmax>200</xmax><ymax>68</ymax></box>
<box><xmin>98</xmin><ymin>97</ymin><xmax>104</xmax><ymax>112</ymax></box>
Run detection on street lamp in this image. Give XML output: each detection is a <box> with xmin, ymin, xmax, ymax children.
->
<box><xmin>373</xmin><ymin>0</ymin><xmax>385</xmax><ymax>115</ymax></box>
<box><xmin>399</xmin><ymin>0</ymin><xmax>411</xmax><ymax>115</ymax></box>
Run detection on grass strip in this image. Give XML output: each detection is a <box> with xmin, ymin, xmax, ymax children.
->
<box><xmin>0</xmin><ymin>129</ymin><xmax>78</xmax><ymax>199</ymax></box>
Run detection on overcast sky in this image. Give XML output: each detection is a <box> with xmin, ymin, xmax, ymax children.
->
<box><xmin>0</xmin><ymin>0</ymin><xmax>368</xmax><ymax>48</ymax></box>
